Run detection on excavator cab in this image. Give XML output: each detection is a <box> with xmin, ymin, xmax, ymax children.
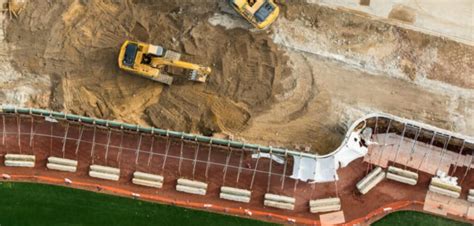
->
<box><xmin>118</xmin><ymin>40</ymin><xmax>211</xmax><ymax>85</ymax></box>
<box><xmin>229</xmin><ymin>0</ymin><xmax>279</xmax><ymax>29</ymax></box>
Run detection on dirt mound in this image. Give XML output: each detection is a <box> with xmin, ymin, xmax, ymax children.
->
<box><xmin>6</xmin><ymin>0</ymin><xmax>289</xmax><ymax>136</ymax></box>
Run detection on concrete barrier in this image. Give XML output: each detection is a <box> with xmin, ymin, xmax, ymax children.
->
<box><xmin>132</xmin><ymin>171</ymin><xmax>164</xmax><ymax>188</ymax></box>
<box><xmin>89</xmin><ymin>171</ymin><xmax>120</xmax><ymax>181</ymax></box>
<box><xmin>47</xmin><ymin>157</ymin><xmax>78</xmax><ymax>172</ymax></box>
<box><xmin>357</xmin><ymin>167</ymin><xmax>385</xmax><ymax>194</ymax></box>
<box><xmin>264</xmin><ymin>193</ymin><xmax>295</xmax><ymax>210</ymax></box>
<box><xmin>133</xmin><ymin>171</ymin><xmax>164</xmax><ymax>182</ymax></box>
<box><xmin>177</xmin><ymin>178</ymin><xmax>207</xmax><ymax>189</ymax></box>
<box><xmin>4</xmin><ymin>154</ymin><xmax>35</xmax><ymax>168</ymax></box>
<box><xmin>176</xmin><ymin>178</ymin><xmax>208</xmax><ymax>196</ymax></box>
<box><xmin>360</xmin><ymin>171</ymin><xmax>385</xmax><ymax>195</ymax></box>
<box><xmin>386</xmin><ymin>166</ymin><xmax>418</xmax><ymax>185</ymax></box>
<box><xmin>219</xmin><ymin>186</ymin><xmax>251</xmax><ymax>203</ymax></box>
<box><xmin>467</xmin><ymin>189</ymin><xmax>474</xmax><ymax>202</ymax></box>
<box><xmin>429</xmin><ymin>177</ymin><xmax>461</xmax><ymax>198</ymax></box>
<box><xmin>309</xmin><ymin>197</ymin><xmax>341</xmax><ymax>213</ymax></box>
<box><xmin>48</xmin><ymin>157</ymin><xmax>78</xmax><ymax>166</ymax></box>
<box><xmin>5</xmin><ymin>154</ymin><xmax>36</xmax><ymax>161</ymax></box>
<box><xmin>176</xmin><ymin>185</ymin><xmax>207</xmax><ymax>195</ymax></box>
<box><xmin>356</xmin><ymin>167</ymin><xmax>382</xmax><ymax>190</ymax></box>
<box><xmin>90</xmin><ymin>165</ymin><xmax>120</xmax><ymax>175</ymax></box>
<box><xmin>4</xmin><ymin>160</ymin><xmax>35</xmax><ymax>168</ymax></box>
<box><xmin>46</xmin><ymin>163</ymin><xmax>76</xmax><ymax>172</ymax></box>
<box><xmin>89</xmin><ymin>165</ymin><xmax>120</xmax><ymax>181</ymax></box>
<box><xmin>264</xmin><ymin>200</ymin><xmax>294</xmax><ymax>210</ymax></box>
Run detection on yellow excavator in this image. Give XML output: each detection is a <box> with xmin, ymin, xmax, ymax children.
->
<box><xmin>229</xmin><ymin>0</ymin><xmax>280</xmax><ymax>29</ymax></box>
<box><xmin>118</xmin><ymin>40</ymin><xmax>211</xmax><ymax>85</ymax></box>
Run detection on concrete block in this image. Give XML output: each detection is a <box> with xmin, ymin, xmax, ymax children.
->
<box><xmin>132</xmin><ymin>178</ymin><xmax>163</xmax><ymax>188</ymax></box>
<box><xmin>176</xmin><ymin>185</ymin><xmax>206</xmax><ymax>195</ymax></box>
<box><xmin>264</xmin><ymin>200</ymin><xmax>294</xmax><ymax>210</ymax></box>
<box><xmin>133</xmin><ymin>171</ymin><xmax>163</xmax><ymax>182</ymax></box>
<box><xmin>310</xmin><ymin>204</ymin><xmax>341</xmax><ymax>213</ymax></box>
<box><xmin>356</xmin><ymin>167</ymin><xmax>382</xmax><ymax>190</ymax></box>
<box><xmin>359</xmin><ymin>171</ymin><xmax>385</xmax><ymax>194</ymax></box>
<box><xmin>220</xmin><ymin>186</ymin><xmax>251</xmax><ymax>196</ymax></box>
<box><xmin>177</xmin><ymin>178</ymin><xmax>207</xmax><ymax>189</ymax></box>
<box><xmin>89</xmin><ymin>171</ymin><xmax>120</xmax><ymax>181</ymax></box>
<box><xmin>90</xmin><ymin>165</ymin><xmax>120</xmax><ymax>175</ymax></box>
<box><xmin>4</xmin><ymin>160</ymin><xmax>34</xmax><ymax>168</ymax></box>
<box><xmin>429</xmin><ymin>185</ymin><xmax>460</xmax><ymax>198</ymax></box>
<box><xmin>219</xmin><ymin>193</ymin><xmax>251</xmax><ymax>203</ymax></box>
<box><xmin>46</xmin><ymin>163</ymin><xmax>77</xmax><ymax>172</ymax></box>
<box><xmin>48</xmin><ymin>157</ymin><xmax>78</xmax><ymax>166</ymax></box>
<box><xmin>264</xmin><ymin>193</ymin><xmax>295</xmax><ymax>204</ymax></box>
<box><xmin>5</xmin><ymin>154</ymin><xmax>35</xmax><ymax>161</ymax></box>
<box><xmin>387</xmin><ymin>172</ymin><xmax>417</xmax><ymax>185</ymax></box>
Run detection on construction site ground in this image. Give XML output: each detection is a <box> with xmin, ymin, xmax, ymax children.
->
<box><xmin>1</xmin><ymin>1</ymin><xmax>473</xmax><ymax>155</ymax></box>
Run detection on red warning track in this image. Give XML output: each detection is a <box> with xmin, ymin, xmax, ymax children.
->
<box><xmin>0</xmin><ymin>112</ymin><xmax>472</xmax><ymax>225</ymax></box>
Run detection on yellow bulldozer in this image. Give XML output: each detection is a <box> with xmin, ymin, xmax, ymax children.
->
<box><xmin>118</xmin><ymin>40</ymin><xmax>211</xmax><ymax>85</ymax></box>
<box><xmin>229</xmin><ymin>0</ymin><xmax>280</xmax><ymax>29</ymax></box>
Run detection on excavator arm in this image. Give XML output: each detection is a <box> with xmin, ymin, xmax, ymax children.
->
<box><xmin>150</xmin><ymin>58</ymin><xmax>212</xmax><ymax>83</ymax></box>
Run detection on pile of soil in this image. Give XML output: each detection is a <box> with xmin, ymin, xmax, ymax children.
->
<box><xmin>6</xmin><ymin>0</ymin><xmax>289</xmax><ymax>137</ymax></box>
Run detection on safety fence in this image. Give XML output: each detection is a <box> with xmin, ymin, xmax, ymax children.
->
<box><xmin>1</xmin><ymin>107</ymin><xmax>473</xmax><ymax>225</ymax></box>
<box><xmin>0</xmin><ymin>106</ymin><xmax>317</xmax><ymax>158</ymax></box>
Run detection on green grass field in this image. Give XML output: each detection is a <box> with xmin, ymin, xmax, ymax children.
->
<box><xmin>0</xmin><ymin>182</ymin><xmax>471</xmax><ymax>226</ymax></box>
<box><xmin>373</xmin><ymin>210</ymin><xmax>471</xmax><ymax>226</ymax></box>
<box><xmin>0</xmin><ymin>182</ymin><xmax>275</xmax><ymax>226</ymax></box>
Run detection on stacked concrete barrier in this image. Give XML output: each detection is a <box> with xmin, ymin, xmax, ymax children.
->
<box><xmin>309</xmin><ymin>197</ymin><xmax>341</xmax><ymax>213</ymax></box>
<box><xmin>46</xmin><ymin>157</ymin><xmax>78</xmax><ymax>172</ymax></box>
<box><xmin>4</xmin><ymin>154</ymin><xmax>35</xmax><ymax>168</ymax></box>
<box><xmin>219</xmin><ymin>186</ymin><xmax>252</xmax><ymax>203</ymax></box>
<box><xmin>132</xmin><ymin>171</ymin><xmax>164</xmax><ymax>188</ymax></box>
<box><xmin>429</xmin><ymin>177</ymin><xmax>461</xmax><ymax>198</ymax></box>
<box><xmin>176</xmin><ymin>178</ymin><xmax>208</xmax><ymax>195</ymax></box>
<box><xmin>468</xmin><ymin>189</ymin><xmax>474</xmax><ymax>202</ymax></box>
<box><xmin>356</xmin><ymin>166</ymin><xmax>385</xmax><ymax>194</ymax></box>
<box><xmin>386</xmin><ymin>166</ymin><xmax>418</xmax><ymax>185</ymax></box>
<box><xmin>89</xmin><ymin>165</ymin><xmax>120</xmax><ymax>181</ymax></box>
<box><xmin>264</xmin><ymin>193</ymin><xmax>295</xmax><ymax>210</ymax></box>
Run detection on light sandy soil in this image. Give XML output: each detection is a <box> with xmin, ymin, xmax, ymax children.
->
<box><xmin>314</xmin><ymin>0</ymin><xmax>474</xmax><ymax>45</ymax></box>
<box><xmin>0</xmin><ymin>0</ymin><xmax>473</xmax><ymax>155</ymax></box>
<box><xmin>0</xmin><ymin>0</ymin><xmax>50</xmax><ymax>108</ymax></box>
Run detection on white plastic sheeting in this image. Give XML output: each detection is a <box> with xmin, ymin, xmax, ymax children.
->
<box><xmin>291</xmin><ymin>131</ymin><xmax>368</xmax><ymax>182</ymax></box>
<box><xmin>251</xmin><ymin>152</ymin><xmax>285</xmax><ymax>164</ymax></box>
<box><xmin>333</xmin><ymin>131</ymin><xmax>369</xmax><ymax>167</ymax></box>
<box><xmin>291</xmin><ymin>155</ymin><xmax>338</xmax><ymax>183</ymax></box>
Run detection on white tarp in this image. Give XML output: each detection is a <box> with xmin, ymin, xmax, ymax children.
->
<box><xmin>251</xmin><ymin>152</ymin><xmax>285</xmax><ymax>164</ymax></box>
<box><xmin>291</xmin><ymin>131</ymin><xmax>368</xmax><ymax>182</ymax></box>
<box><xmin>334</xmin><ymin>131</ymin><xmax>368</xmax><ymax>167</ymax></box>
<box><xmin>290</xmin><ymin>155</ymin><xmax>338</xmax><ymax>183</ymax></box>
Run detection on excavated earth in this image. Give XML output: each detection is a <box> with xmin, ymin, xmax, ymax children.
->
<box><xmin>1</xmin><ymin>0</ymin><xmax>473</xmax><ymax>155</ymax></box>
